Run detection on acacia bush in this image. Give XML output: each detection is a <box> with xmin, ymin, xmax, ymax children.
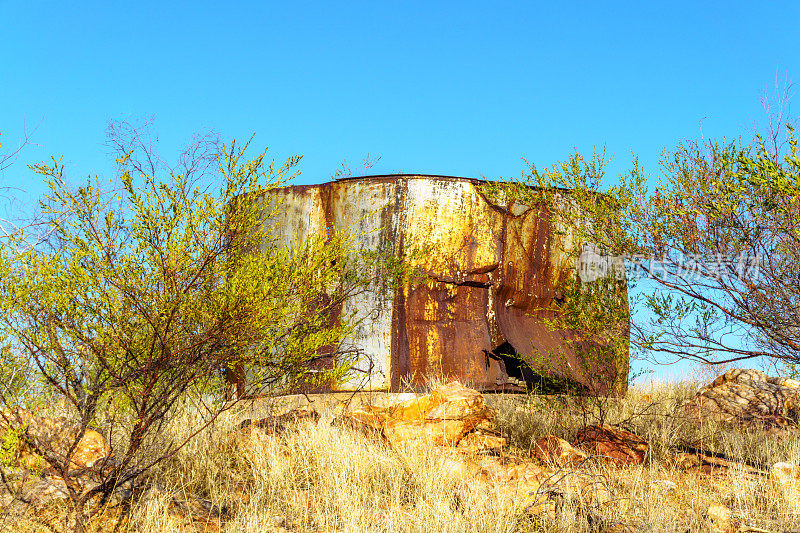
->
<box><xmin>0</xmin><ymin>122</ymin><xmax>396</xmax><ymax>532</ymax></box>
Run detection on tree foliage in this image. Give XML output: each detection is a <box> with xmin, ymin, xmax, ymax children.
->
<box><xmin>512</xmin><ymin>124</ymin><xmax>800</xmax><ymax>371</ymax></box>
<box><xmin>0</xmin><ymin>123</ymin><xmax>389</xmax><ymax>531</ymax></box>
<box><xmin>482</xmin><ymin>153</ymin><xmax>631</xmax><ymax>401</ymax></box>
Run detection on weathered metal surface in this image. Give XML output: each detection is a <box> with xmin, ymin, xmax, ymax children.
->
<box><xmin>256</xmin><ymin>175</ymin><xmax>628</xmax><ymax>394</ymax></box>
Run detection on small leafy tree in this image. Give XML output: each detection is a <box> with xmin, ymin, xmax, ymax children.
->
<box><xmin>512</xmin><ymin>121</ymin><xmax>800</xmax><ymax>374</ymax></box>
<box><xmin>0</xmin><ymin>122</ymin><xmax>386</xmax><ymax>532</ymax></box>
<box><xmin>482</xmin><ymin>154</ymin><xmax>631</xmax><ymax>418</ymax></box>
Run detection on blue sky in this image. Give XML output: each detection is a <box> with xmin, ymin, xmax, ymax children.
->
<box><xmin>2</xmin><ymin>1</ymin><xmax>799</xmax><ymax>382</ymax></box>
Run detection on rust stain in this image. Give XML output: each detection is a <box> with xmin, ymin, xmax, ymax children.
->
<box><xmin>248</xmin><ymin>175</ymin><xmax>629</xmax><ymax>394</ymax></box>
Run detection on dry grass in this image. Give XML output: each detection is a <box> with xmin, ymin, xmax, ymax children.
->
<box><xmin>490</xmin><ymin>381</ymin><xmax>800</xmax><ymax>531</ymax></box>
<box><xmin>10</xmin><ymin>380</ymin><xmax>800</xmax><ymax>532</ymax></box>
<box><xmin>130</xmin><ymin>399</ymin><xmax>531</xmax><ymax>533</ymax></box>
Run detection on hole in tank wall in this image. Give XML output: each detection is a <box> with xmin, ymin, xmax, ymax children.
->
<box><xmin>491</xmin><ymin>341</ymin><xmax>583</xmax><ymax>394</ymax></box>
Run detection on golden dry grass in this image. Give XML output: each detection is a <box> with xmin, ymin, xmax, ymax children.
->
<box><xmin>8</xmin><ymin>380</ymin><xmax>800</xmax><ymax>532</ymax></box>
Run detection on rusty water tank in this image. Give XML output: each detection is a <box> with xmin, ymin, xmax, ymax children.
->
<box><xmin>257</xmin><ymin>174</ymin><xmax>628</xmax><ymax>394</ymax></box>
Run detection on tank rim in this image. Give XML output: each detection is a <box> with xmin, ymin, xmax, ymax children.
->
<box><xmin>334</xmin><ymin>173</ymin><xmax>483</xmax><ymax>183</ymax></box>
<box><xmin>320</xmin><ymin>174</ymin><xmax>579</xmax><ymax>196</ymax></box>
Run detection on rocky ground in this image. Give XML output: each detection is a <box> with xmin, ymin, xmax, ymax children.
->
<box><xmin>4</xmin><ymin>370</ymin><xmax>800</xmax><ymax>532</ymax></box>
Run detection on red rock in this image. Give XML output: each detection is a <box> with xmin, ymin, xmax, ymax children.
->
<box><xmin>573</xmin><ymin>425</ymin><xmax>648</xmax><ymax>466</ymax></box>
<box><xmin>534</xmin><ymin>435</ymin><xmax>588</xmax><ymax>467</ymax></box>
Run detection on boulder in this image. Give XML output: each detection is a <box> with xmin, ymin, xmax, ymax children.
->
<box><xmin>683</xmin><ymin>369</ymin><xmax>800</xmax><ymax>433</ymax></box>
<box><xmin>573</xmin><ymin>425</ymin><xmax>648</xmax><ymax>466</ymax></box>
<box><xmin>71</xmin><ymin>429</ymin><xmax>110</xmax><ymax>468</ymax></box>
<box><xmin>26</xmin><ymin>417</ymin><xmax>111</xmax><ymax>469</ymax></box>
<box><xmin>342</xmin><ymin>381</ymin><xmax>497</xmax><ymax>449</ymax></box>
<box><xmin>534</xmin><ymin>436</ymin><xmax>589</xmax><ymax>467</ymax></box>
<box><xmin>0</xmin><ymin>414</ymin><xmax>112</xmax><ymax>471</ymax></box>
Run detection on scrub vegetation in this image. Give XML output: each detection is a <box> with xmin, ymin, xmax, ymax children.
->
<box><xmin>0</xmin><ymin>121</ymin><xmax>404</xmax><ymax>532</ymax></box>
<box><xmin>2</xmin><ymin>84</ymin><xmax>800</xmax><ymax>532</ymax></box>
<box><xmin>6</xmin><ymin>378</ymin><xmax>800</xmax><ymax>533</ymax></box>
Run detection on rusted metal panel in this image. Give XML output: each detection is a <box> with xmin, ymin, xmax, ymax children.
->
<box><xmin>397</xmin><ymin>178</ymin><xmax>507</xmax><ymax>390</ymax></box>
<box><xmin>254</xmin><ymin>175</ymin><xmax>628</xmax><ymax>394</ymax></box>
<box><xmin>404</xmin><ymin>281</ymin><xmax>503</xmax><ymax>388</ymax></box>
<box><xmin>328</xmin><ymin>180</ymin><xmax>400</xmax><ymax>390</ymax></box>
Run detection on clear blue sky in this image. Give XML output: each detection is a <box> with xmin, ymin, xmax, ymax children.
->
<box><xmin>2</xmin><ymin>1</ymin><xmax>799</xmax><ymax>382</ymax></box>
